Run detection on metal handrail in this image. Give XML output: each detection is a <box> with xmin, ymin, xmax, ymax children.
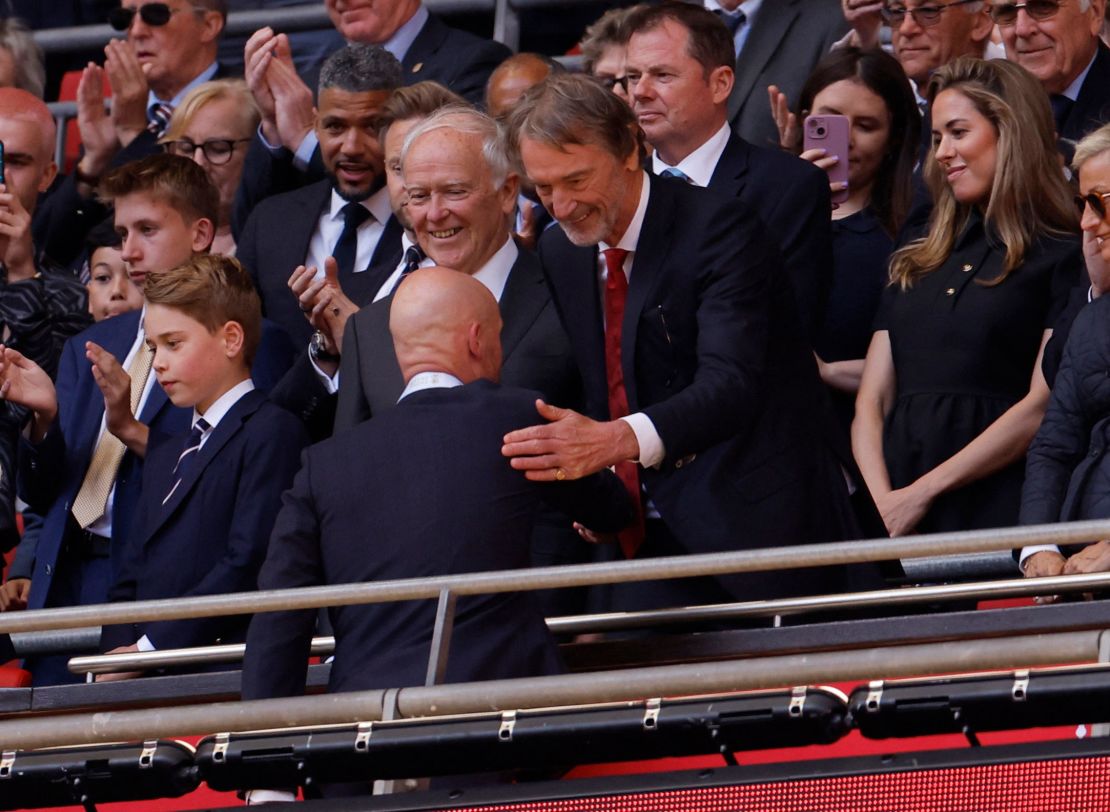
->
<box><xmin>65</xmin><ymin>568</ymin><xmax>1110</xmax><ymax>675</ymax></box>
<box><xmin>3</xmin><ymin>519</ymin><xmax>1106</xmax><ymax>636</ymax></box>
<box><xmin>3</xmin><ymin>629</ymin><xmax>1104</xmax><ymax>751</ymax></box>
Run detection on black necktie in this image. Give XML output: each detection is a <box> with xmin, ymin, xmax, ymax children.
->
<box><xmin>332</xmin><ymin>202</ymin><xmax>373</xmax><ymax>280</ymax></box>
<box><xmin>715</xmin><ymin>7</ymin><xmax>746</xmax><ymax>35</ymax></box>
<box><xmin>392</xmin><ymin>245</ymin><xmax>426</xmax><ymax>294</ymax></box>
<box><xmin>1049</xmin><ymin>94</ymin><xmax>1074</xmax><ymax>132</ymax></box>
<box><xmin>163</xmin><ymin>418</ymin><xmax>210</xmax><ymax>505</ymax></box>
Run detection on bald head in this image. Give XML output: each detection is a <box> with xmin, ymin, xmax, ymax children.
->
<box><xmin>0</xmin><ymin>87</ymin><xmax>55</xmax><ymax>154</ymax></box>
<box><xmin>390</xmin><ymin>267</ymin><xmax>503</xmax><ymax>384</ymax></box>
<box><xmin>486</xmin><ymin>53</ymin><xmax>558</xmax><ymax>119</ymax></box>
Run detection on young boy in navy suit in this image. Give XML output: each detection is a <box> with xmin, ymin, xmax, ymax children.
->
<box><xmin>97</xmin><ymin>255</ymin><xmax>308</xmax><ymax>680</ymax></box>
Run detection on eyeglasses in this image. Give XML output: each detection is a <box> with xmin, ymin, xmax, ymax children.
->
<box><xmin>164</xmin><ymin>138</ymin><xmax>251</xmax><ymax>165</ymax></box>
<box><xmin>988</xmin><ymin>0</ymin><xmax>1064</xmax><ymax>26</ymax></box>
<box><xmin>108</xmin><ymin>3</ymin><xmax>204</xmax><ymax>31</ymax></box>
<box><xmin>1076</xmin><ymin>191</ymin><xmax>1110</xmax><ymax>220</ymax></box>
<box><xmin>597</xmin><ymin>75</ymin><xmax>628</xmax><ymax>93</ymax></box>
<box><xmin>881</xmin><ymin>0</ymin><xmax>982</xmax><ymax>27</ymax></box>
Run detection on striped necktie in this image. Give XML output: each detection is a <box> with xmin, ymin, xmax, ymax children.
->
<box><xmin>162</xmin><ymin>418</ymin><xmax>211</xmax><ymax>506</ymax></box>
<box><xmin>147</xmin><ymin>102</ymin><xmax>174</xmax><ymax>138</ymax></box>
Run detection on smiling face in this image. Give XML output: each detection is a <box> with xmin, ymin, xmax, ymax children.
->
<box><xmin>519</xmin><ymin>137</ymin><xmax>643</xmax><ymax>247</ymax></box>
<box><xmin>1079</xmin><ymin>150</ymin><xmax>1110</xmax><ymax>265</ymax></box>
<box><xmin>87</xmin><ymin>245</ymin><xmax>144</xmax><ymax>321</ymax></box>
<box><xmin>114</xmin><ymin>191</ymin><xmax>212</xmax><ymax>287</ymax></box>
<box><xmin>811</xmin><ymin>78</ymin><xmax>892</xmax><ymax>198</ymax></box>
<box><xmin>994</xmin><ymin>0</ymin><xmax>1104</xmax><ymax>95</ymax></box>
<box><xmin>403</xmin><ymin>128</ymin><xmax>517</xmax><ymax>276</ymax></box>
<box><xmin>932</xmin><ymin>87</ymin><xmax>999</xmax><ymax>206</ymax></box>
<box><xmin>889</xmin><ymin>0</ymin><xmax>993</xmax><ymax>85</ymax></box>
<box><xmin>145</xmin><ymin>302</ymin><xmax>242</xmax><ymax>413</ymax></box>
<box><xmin>316</xmin><ymin>87</ymin><xmax>390</xmax><ymax>203</ymax></box>
<box><xmin>324</xmin><ymin>0</ymin><xmax>420</xmax><ymax>43</ymax></box>
<box><xmin>625</xmin><ymin>19</ymin><xmax>732</xmax><ymax>165</ymax></box>
<box><xmin>123</xmin><ymin>0</ymin><xmax>222</xmax><ymax>99</ymax></box>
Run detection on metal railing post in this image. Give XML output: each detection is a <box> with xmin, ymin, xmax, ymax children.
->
<box><xmin>425</xmin><ymin>589</ymin><xmax>457</xmax><ymax>687</ymax></box>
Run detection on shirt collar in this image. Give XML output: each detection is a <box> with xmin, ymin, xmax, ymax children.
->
<box><xmin>148</xmin><ymin>60</ymin><xmax>218</xmax><ymax>112</ymax></box>
<box><xmin>651</xmin><ymin>121</ymin><xmax>730</xmax><ymax>187</ymax></box>
<box><xmin>328</xmin><ymin>185</ymin><xmax>393</xmax><ymax>225</ymax></box>
<box><xmin>193</xmin><ymin>378</ymin><xmax>255</xmax><ymax>431</ymax></box>
<box><xmin>381</xmin><ymin>3</ymin><xmax>428</xmax><ymax>62</ymax></box>
<box><xmin>472</xmin><ymin>236</ymin><xmax>518</xmax><ymax>302</ymax></box>
<box><xmin>398</xmin><ymin>370</ymin><xmax>463</xmax><ymax>401</ymax></box>
<box><xmin>1062</xmin><ymin>48</ymin><xmax>1098</xmax><ymax>102</ymax></box>
<box><xmin>703</xmin><ymin>0</ymin><xmax>762</xmax><ymax>23</ymax></box>
<box><xmin>600</xmin><ymin>171</ymin><xmax>651</xmax><ymax>255</ymax></box>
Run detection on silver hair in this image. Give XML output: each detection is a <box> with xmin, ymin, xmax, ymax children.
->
<box><xmin>1073</xmin><ymin>121</ymin><xmax>1110</xmax><ymax>172</ymax></box>
<box><xmin>0</xmin><ymin>18</ymin><xmax>44</xmax><ymax>99</ymax></box>
<box><xmin>318</xmin><ymin>44</ymin><xmax>402</xmax><ymax>95</ymax></box>
<box><xmin>400</xmin><ymin>104</ymin><xmax>512</xmax><ymax>188</ymax></box>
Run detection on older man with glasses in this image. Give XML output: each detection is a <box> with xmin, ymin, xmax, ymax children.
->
<box><xmin>991</xmin><ymin>0</ymin><xmax>1110</xmax><ymax>141</ymax></box>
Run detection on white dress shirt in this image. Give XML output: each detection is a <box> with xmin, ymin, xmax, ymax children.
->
<box><xmin>305</xmin><ymin>186</ymin><xmax>394</xmax><ymax>281</ymax></box>
<box><xmin>651</xmin><ymin>121</ymin><xmax>730</xmax><ymax>187</ymax></box>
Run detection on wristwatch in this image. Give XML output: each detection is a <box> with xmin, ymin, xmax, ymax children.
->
<box><xmin>309</xmin><ymin>330</ymin><xmax>340</xmax><ymax>363</ymax></box>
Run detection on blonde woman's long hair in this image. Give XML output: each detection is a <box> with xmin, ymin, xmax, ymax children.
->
<box><xmin>889</xmin><ymin>57</ymin><xmax>1077</xmax><ymax>290</ymax></box>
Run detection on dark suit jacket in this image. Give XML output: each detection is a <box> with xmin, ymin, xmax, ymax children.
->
<box><xmin>236</xmin><ymin>179</ymin><xmax>404</xmax><ymax>346</ymax></box>
<box><xmin>100</xmin><ymin>391</ymin><xmax>307</xmax><ymax>655</ymax></box>
<box><xmin>1061</xmin><ymin>41</ymin><xmax>1110</xmax><ymax>144</ymax></box>
<box><xmin>704</xmin><ymin>131</ymin><xmax>833</xmax><ymax>341</ymax></box>
<box><xmin>17</xmin><ymin>310</ymin><xmax>296</xmax><ymax>611</ymax></box>
<box><xmin>538</xmin><ymin>174</ymin><xmax>863</xmax><ymax>602</ymax></box>
<box><xmin>231</xmin><ymin>12</ymin><xmax>510</xmax><ymax>234</ymax></box>
<box><xmin>241</xmin><ymin>381</ymin><xmax>631</xmax><ymax>699</ymax></box>
<box><xmin>727</xmin><ymin>0</ymin><xmax>848</xmax><ymax>149</ymax></box>
<box><xmin>334</xmin><ymin>245</ymin><xmax>581</xmax><ymax>430</ymax></box>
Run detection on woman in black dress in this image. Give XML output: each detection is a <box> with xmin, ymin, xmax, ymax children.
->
<box><xmin>788</xmin><ymin>48</ymin><xmax>920</xmax><ymax>432</ymax></box>
<box><xmin>852</xmin><ymin>57</ymin><xmax>1081</xmax><ymax>537</ymax></box>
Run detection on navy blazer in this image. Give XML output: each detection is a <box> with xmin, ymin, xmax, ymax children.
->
<box><xmin>1060</xmin><ymin>41</ymin><xmax>1110</xmax><ymax>144</ymax></box>
<box><xmin>334</xmin><ymin>246</ymin><xmax>581</xmax><ymax>431</ymax></box>
<box><xmin>704</xmin><ymin>131</ymin><xmax>834</xmax><ymax>341</ymax></box>
<box><xmin>236</xmin><ymin>179</ymin><xmax>404</xmax><ymax>346</ymax></box>
<box><xmin>18</xmin><ymin>309</ymin><xmax>296</xmax><ymax>611</ymax></box>
<box><xmin>241</xmin><ymin>381</ymin><xmax>631</xmax><ymax>700</ymax></box>
<box><xmin>538</xmin><ymin>174</ymin><xmax>863</xmax><ymax>601</ymax></box>
<box><xmin>100</xmin><ymin>391</ymin><xmax>308</xmax><ymax>654</ymax></box>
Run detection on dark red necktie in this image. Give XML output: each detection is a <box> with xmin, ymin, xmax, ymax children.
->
<box><xmin>602</xmin><ymin>248</ymin><xmax>645</xmax><ymax>558</ymax></box>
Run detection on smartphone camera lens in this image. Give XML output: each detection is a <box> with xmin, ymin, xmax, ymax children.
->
<box><xmin>815</xmin><ymin>127</ymin><xmax>826</xmax><ymax>137</ymax></box>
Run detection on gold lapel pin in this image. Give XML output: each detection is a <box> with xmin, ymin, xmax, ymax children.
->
<box><xmin>412</xmin><ymin>62</ymin><xmax>423</xmax><ymax>73</ymax></box>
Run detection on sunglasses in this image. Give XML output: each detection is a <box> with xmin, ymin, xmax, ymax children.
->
<box><xmin>881</xmin><ymin>0</ymin><xmax>982</xmax><ymax>27</ymax></box>
<box><xmin>988</xmin><ymin>0</ymin><xmax>1065</xmax><ymax>26</ymax></box>
<box><xmin>164</xmin><ymin>138</ymin><xmax>251</xmax><ymax>165</ymax></box>
<box><xmin>108</xmin><ymin>3</ymin><xmax>203</xmax><ymax>31</ymax></box>
<box><xmin>1076</xmin><ymin>191</ymin><xmax>1110</xmax><ymax>220</ymax></box>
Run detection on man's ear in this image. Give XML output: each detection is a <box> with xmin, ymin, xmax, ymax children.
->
<box><xmin>190</xmin><ymin>217</ymin><xmax>216</xmax><ymax>253</ymax></box>
<box><xmin>498</xmin><ymin>172</ymin><xmax>520</xmax><ymax>215</ymax></box>
<box><xmin>969</xmin><ymin>5</ymin><xmax>995</xmax><ymax>44</ymax></box>
<box><xmin>199</xmin><ymin>9</ymin><xmax>224</xmax><ymax>44</ymax></box>
<box><xmin>221</xmin><ymin>320</ymin><xmax>245</xmax><ymax>358</ymax></box>
<box><xmin>38</xmin><ymin>159</ymin><xmax>59</xmax><ymax>194</ymax></box>
<box><xmin>708</xmin><ymin>65</ymin><xmax>735</xmax><ymax>106</ymax></box>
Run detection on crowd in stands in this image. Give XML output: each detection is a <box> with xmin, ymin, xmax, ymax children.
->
<box><xmin>0</xmin><ymin>1</ymin><xmax>1109</xmax><ymax>795</ymax></box>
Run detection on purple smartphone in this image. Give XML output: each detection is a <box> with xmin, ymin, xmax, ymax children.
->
<box><xmin>804</xmin><ymin>114</ymin><xmax>850</xmax><ymax>205</ymax></box>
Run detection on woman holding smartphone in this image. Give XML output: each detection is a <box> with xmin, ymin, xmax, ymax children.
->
<box><xmin>852</xmin><ymin>57</ymin><xmax>1080</xmax><ymax>538</ymax></box>
<box><xmin>779</xmin><ymin>47</ymin><xmax>919</xmax><ymax>431</ymax></box>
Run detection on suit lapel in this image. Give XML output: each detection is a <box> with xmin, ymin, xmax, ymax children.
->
<box><xmin>147</xmin><ymin>390</ymin><xmax>265</xmax><ymax>538</ymax></box>
<box><xmin>497</xmin><ymin>249</ymin><xmax>549</xmax><ymax>365</ymax></box>
<box><xmin>623</xmin><ymin>177</ymin><xmax>673</xmax><ymax>410</ymax></box>
<box><xmin>706</xmin><ymin>132</ymin><xmax>750</xmax><ymax>198</ymax></box>
<box><xmin>403</xmin><ymin>14</ymin><xmax>447</xmax><ymax>79</ymax></box>
<box><xmin>728</xmin><ymin>1</ymin><xmax>799</xmax><ymax>122</ymax></box>
<box><xmin>288</xmin><ymin>181</ymin><xmax>332</xmax><ymax>269</ymax></box>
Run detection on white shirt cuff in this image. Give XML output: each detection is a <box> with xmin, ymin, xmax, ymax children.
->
<box><xmin>136</xmin><ymin>634</ymin><xmax>155</xmax><ymax>652</ymax></box>
<box><xmin>619</xmin><ymin>412</ymin><xmax>664</xmax><ymax>468</ymax></box>
<box><xmin>257</xmin><ymin>124</ymin><xmax>283</xmax><ymax>154</ymax></box>
<box><xmin>1019</xmin><ymin>544</ymin><xmax>1062</xmax><ymax>567</ymax></box>
<box><xmin>245</xmin><ymin>789</ymin><xmax>297</xmax><ymax>804</ymax></box>
<box><xmin>307</xmin><ymin>348</ymin><xmax>340</xmax><ymax>394</ymax></box>
<box><xmin>293</xmin><ymin>131</ymin><xmax>318</xmax><ymax>172</ymax></box>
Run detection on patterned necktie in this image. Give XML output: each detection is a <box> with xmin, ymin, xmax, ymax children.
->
<box><xmin>147</xmin><ymin>102</ymin><xmax>174</xmax><ymax>138</ymax></box>
<box><xmin>715</xmin><ymin>7</ymin><xmax>746</xmax><ymax>34</ymax></box>
<box><xmin>661</xmin><ymin>167</ymin><xmax>694</xmax><ymax>184</ymax></box>
<box><xmin>402</xmin><ymin>245</ymin><xmax>424</xmax><ymax>276</ymax></box>
<box><xmin>602</xmin><ymin>248</ymin><xmax>645</xmax><ymax>559</ymax></box>
<box><xmin>71</xmin><ymin>340</ymin><xmax>155</xmax><ymax>529</ymax></box>
<box><xmin>162</xmin><ymin>418</ymin><xmax>211</xmax><ymax>506</ymax></box>
<box><xmin>332</xmin><ymin>202</ymin><xmax>373</xmax><ymax>281</ymax></box>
